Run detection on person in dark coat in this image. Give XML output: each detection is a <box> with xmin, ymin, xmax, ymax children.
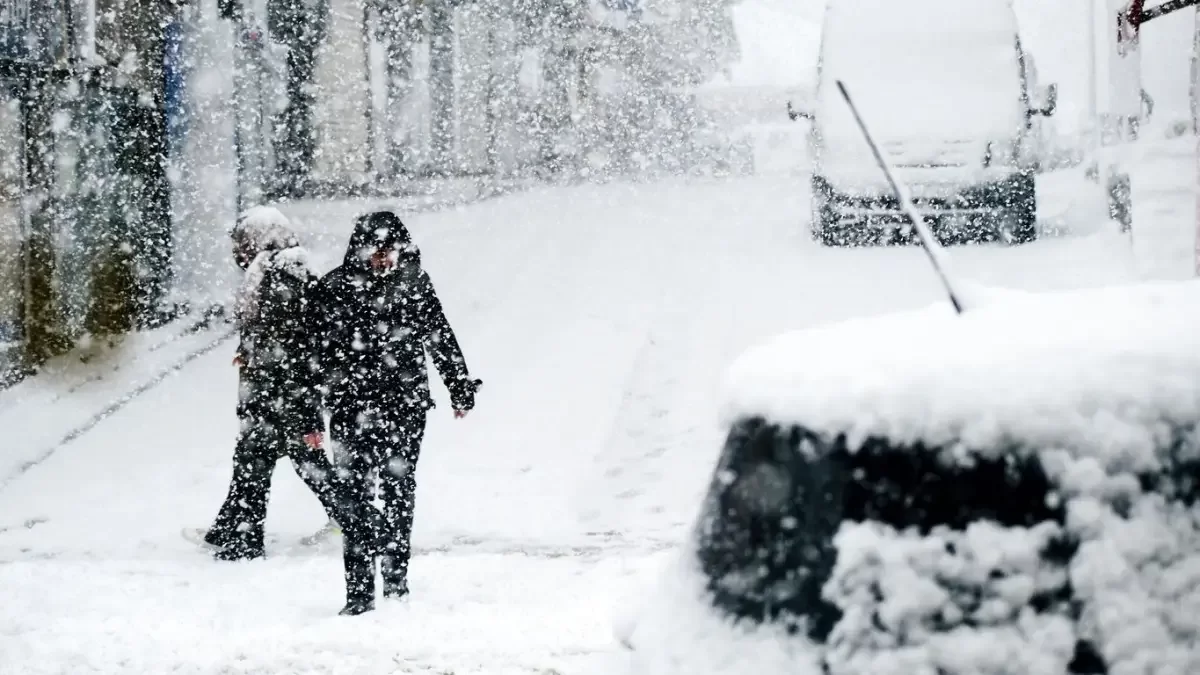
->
<box><xmin>314</xmin><ymin>210</ymin><xmax>480</xmax><ymax>615</ymax></box>
<box><xmin>192</xmin><ymin>206</ymin><xmax>347</xmax><ymax>561</ymax></box>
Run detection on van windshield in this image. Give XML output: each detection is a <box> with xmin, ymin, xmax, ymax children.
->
<box><xmin>818</xmin><ymin>0</ymin><xmax>1025</xmax><ymax>143</ymax></box>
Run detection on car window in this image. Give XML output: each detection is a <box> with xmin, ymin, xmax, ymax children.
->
<box><xmin>693</xmin><ymin>417</ymin><xmax>1064</xmax><ymax>641</ymax></box>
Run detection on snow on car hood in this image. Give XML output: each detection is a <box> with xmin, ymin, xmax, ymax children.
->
<box><xmin>620</xmin><ymin>280</ymin><xmax>1200</xmax><ymax>675</ymax></box>
<box><xmin>824</xmin><ymin>137</ymin><xmax>990</xmax><ymax>170</ymax></box>
<box><xmin>721</xmin><ymin>279</ymin><xmax>1200</xmax><ymax>469</ymax></box>
<box><xmin>817</xmin><ymin>136</ymin><xmax>1015</xmax><ymax>197</ymax></box>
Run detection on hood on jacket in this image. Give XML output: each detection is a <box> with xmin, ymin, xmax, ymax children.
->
<box><xmin>232</xmin><ymin>205</ymin><xmax>301</xmax><ymax>270</ymax></box>
<box><xmin>345</xmin><ymin>210</ymin><xmax>420</xmax><ymax>272</ymax></box>
<box><xmin>231</xmin><ymin>205</ymin><xmax>313</xmax><ymax>327</ymax></box>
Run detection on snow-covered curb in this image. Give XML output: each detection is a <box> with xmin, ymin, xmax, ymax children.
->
<box><xmin>0</xmin><ymin>319</ymin><xmax>236</xmax><ymax>490</ymax></box>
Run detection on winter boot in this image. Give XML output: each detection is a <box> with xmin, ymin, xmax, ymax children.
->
<box><xmin>182</xmin><ymin>527</ymin><xmax>228</xmax><ymax>551</ymax></box>
<box><xmin>382</xmin><ymin>578</ymin><xmax>409</xmax><ymax>600</ymax></box>
<box><xmin>381</xmin><ymin>553</ymin><xmax>409</xmax><ymax>600</ymax></box>
<box><xmin>212</xmin><ymin>544</ymin><xmax>264</xmax><ymax>561</ymax></box>
<box><xmin>342</xmin><ymin>544</ymin><xmax>377</xmax><ymax>614</ymax></box>
<box><xmin>202</xmin><ymin>528</ymin><xmax>230</xmax><ymax>549</ymax></box>
<box><xmin>212</xmin><ymin>529</ymin><xmax>265</xmax><ymax>561</ymax></box>
<box><xmin>341</xmin><ymin>556</ymin><xmax>377</xmax><ymax>616</ymax></box>
<box><xmin>338</xmin><ymin>597</ymin><xmax>376</xmax><ymax>616</ymax></box>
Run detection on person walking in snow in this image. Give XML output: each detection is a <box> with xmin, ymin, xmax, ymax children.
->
<box><xmin>189</xmin><ymin>206</ymin><xmax>347</xmax><ymax>561</ymax></box>
<box><xmin>313</xmin><ymin>210</ymin><xmax>480</xmax><ymax>615</ymax></box>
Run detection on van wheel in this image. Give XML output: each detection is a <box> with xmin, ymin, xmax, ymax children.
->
<box><xmin>811</xmin><ymin>176</ymin><xmax>843</xmax><ymax>246</ymax></box>
<box><xmin>811</xmin><ymin>203</ymin><xmax>843</xmax><ymax>246</ymax></box>
<box><xmin>1001</xmin><ymin>173</ymin><xmax>1038</xmax><ymax>245</ymax></box>
<box><xmin>1005</xmin><ymin>202</ymin><xmax>1037</xmax><ymax>245</ymax></box>
<box><xmin>813</xmin><ymin>215</ymin><xmax>844</xmax><ymax>246</ymax></box>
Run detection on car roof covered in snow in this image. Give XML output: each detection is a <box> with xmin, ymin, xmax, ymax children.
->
<box><xmin>721</xmin><ymin>280</ymin><xmax>1200</xmax><ymax>469</ymax></box>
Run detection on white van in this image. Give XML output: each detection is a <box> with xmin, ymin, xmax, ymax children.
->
<box><xmin>801</xmin><ymin>0</ymin><xmax>1057</xmax><ymax>246</ymax></box>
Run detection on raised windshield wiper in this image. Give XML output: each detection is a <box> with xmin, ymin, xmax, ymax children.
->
<box><xmin>836</xmin><ymin>80</ymin><xmax>968</xmax><ymax>315</ymax></box>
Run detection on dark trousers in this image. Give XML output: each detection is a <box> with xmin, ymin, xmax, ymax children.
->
<box><xmin>330</xmin><ymin>406</ymin><xmax>427</xmax><ymax>603</ymax></box>
<box><xmin>208</xmin><ymin>419</ymin><xmax>345</xmax><ymax>557</ymax></box>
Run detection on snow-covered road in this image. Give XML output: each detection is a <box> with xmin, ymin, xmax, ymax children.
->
<box><xmin>0</xmin><ymin>176</ymin><xmax>1142</xmax><ymax>673</ymax></box>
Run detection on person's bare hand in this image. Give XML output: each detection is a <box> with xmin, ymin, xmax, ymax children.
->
<box><xmin>303</xmin><ymin>432</ymin><xmax>324</xmax><ymax>449</ymax></box>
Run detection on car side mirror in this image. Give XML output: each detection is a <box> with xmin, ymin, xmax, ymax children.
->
<box><xmin>787</xmin><ymin>100</ymin><xmax>813</xmax><ymax>121</ymax></box>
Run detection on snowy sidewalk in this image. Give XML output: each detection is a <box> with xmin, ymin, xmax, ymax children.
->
<box><xmin>0</xmin><ymin>177</ymin><xmax>530</xmax><ymax>493</ymax></box>
<box><xmin>0</xmin><ymin>315</ymin><xmax>235</xmax><ymax>491</ymax></box>
<box><xmin>0</xmin><ymin>177</ymin><xmax>1144</xmax><ymax>674</ymax></box>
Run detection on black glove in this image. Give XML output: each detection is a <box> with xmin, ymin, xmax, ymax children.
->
<box><xmin>450</xmin><ymin>377</ymin><xmax>482</xmax><ymax>412</ymax></box>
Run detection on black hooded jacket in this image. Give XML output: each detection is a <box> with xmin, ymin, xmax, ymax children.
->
<box><xmin>230</xmin><ymin>215</ymin><xmax>325</xmax><ymax>437</ymax></box>
<box><xmin>313</xmin><ymin>212</ymin><xmax>478</xmax><ymax>417</ymax></box>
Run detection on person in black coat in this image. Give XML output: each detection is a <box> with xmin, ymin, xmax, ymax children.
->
<box><xmin>314</xmin><ymin>210</ymin><xmax>480</xmax><ymax>615</ymax></box>
<box><xmin>193</xmin><ymin>207</ymin><xmax>348</xmax><ymax>561</ymax></box>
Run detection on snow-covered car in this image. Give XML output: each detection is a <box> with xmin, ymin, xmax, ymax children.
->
<box><xmin>618</xmin><ymin>280</ymin><xmax>1200</xmax><ymax>675</ymax></box>
<box><xmin>804</xmin><ymin>0</ymin><xmax>1057</xmax><ymax>247</ymax></box>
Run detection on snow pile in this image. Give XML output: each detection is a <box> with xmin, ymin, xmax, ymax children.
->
<box><xmin>623</xmin><ymin>549</ymin><xmax>826</xmax><ymax>675</ymax></box>
<box><xmin>817</xmin><ymin>461</ymin><xmax>1200</xmax><ymax>675</ymax></box>
<box><xmin>1065</xmin><ymin>493</ymin><xmax>1200</xmax><ymax>674</ymax></box>
<box><xmin>822</xmin><ymin>521</ymin><xmax>1077</xmax><ymax>675</ymax></box>
<box><xmin>722</xmin><ymin>279</ymin><xmax>1200</xmax><ymax>469</ymax></box>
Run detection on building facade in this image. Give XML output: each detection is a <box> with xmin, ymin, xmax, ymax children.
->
<box><xmin>310</xmin><ymin>0</ymin><xmax>373</xmax><ymax>187</ymax></box>
<box><xmin>0</xmin><ymin>0</ymin><xmax>181</xmax><ymax>384</ymax></box>
<box><xmin>0</xmin><ymin>0</ymin><xmax>79</xmax><ymax>382</ymax></box>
